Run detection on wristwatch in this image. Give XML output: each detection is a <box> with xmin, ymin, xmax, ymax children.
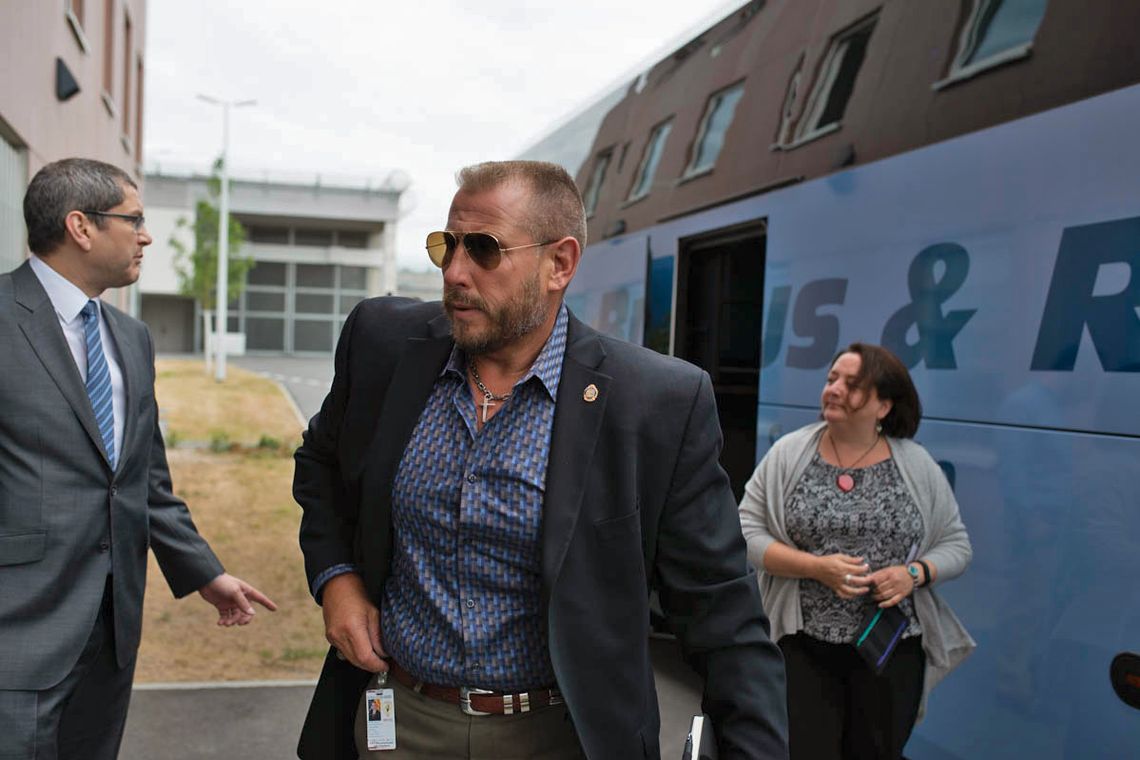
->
<box><xmin>907</xmin><ymin>564</ymin><xmax>921</xmax><ymax>586</ymax></box>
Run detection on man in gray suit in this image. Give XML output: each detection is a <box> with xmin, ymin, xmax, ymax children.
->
<box><xmin>0</xmin><ymin>158</ymin><xmax>276</xmax><ymax>760</ymax></box>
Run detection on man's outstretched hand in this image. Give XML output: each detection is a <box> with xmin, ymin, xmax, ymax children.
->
<box><xmin>198</xmin><ymin>573</ymin><xmax>278</xmax><ymax>626</ymax></box>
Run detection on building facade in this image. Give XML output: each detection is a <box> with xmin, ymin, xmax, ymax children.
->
<box><xmin>1</xmin><ymin>0</ymin><xmax>148</xmax><ymax>311</ymax></box>
<box><xmin>394</xmin><ymin>268</ymin><xmax>444</xmax><ymax>304</ymax></box>
<box><xmin>139</xmin><ymin>168</ymin><xmax>403</xmax><ymax>354</ymax></box>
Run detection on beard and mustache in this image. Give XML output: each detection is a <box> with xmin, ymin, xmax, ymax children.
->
<box><xmin>443</xmin><ymin>270</ymin><xmax>549</xmax><ymax>356</ymax></box>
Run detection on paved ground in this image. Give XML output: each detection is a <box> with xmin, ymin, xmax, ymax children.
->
<box><xmin>230</xmin><ymin>355</ymin><xmax>335</xmax><ymax>423</ymax></box>
<box><xmin>121</xmin><ymin>681</ymin><xmax>313</xmax><ymax>759</ymax></box>
<box><xmin>122</xmin><ymin>639</ymin><xmax>701</xmax><ymax>759</ymax></box>
<box><xmin>126</xmin><ymin>356</ymin><xmax>703</xmax><ymax>758</ymax></box>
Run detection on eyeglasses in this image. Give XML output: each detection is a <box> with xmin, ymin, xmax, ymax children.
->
<box><xmin>82</xmin><ymin>210</ymin><xmax>147</xmax><ymax>232</ymax></box>
<box><xmin>425</xmin><ymin>230</ymin><xmax>557</xmax><ymax>270</ymax></box>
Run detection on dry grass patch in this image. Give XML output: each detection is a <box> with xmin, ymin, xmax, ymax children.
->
<box><xmin>155</xmin><ymin>358</ymin><xmax>303</xmax><ymax>447</ymax></box>
<box><xmin>135</xmin><ymin>451</ymin><xmax>327</xmax><ymax>683</ymax></box>
<box><xmin>135</xmin><ymin>364</ymin><xmax>328</xmax><ymax>683</ymax></box>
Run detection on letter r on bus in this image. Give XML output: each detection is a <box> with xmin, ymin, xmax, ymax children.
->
<box><xmin>1031</xmin><ymin>216</ymin><xmax>1140</xmax><ymax>372</ymax></box>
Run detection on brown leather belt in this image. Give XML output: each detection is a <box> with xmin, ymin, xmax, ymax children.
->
<box><xmin>388</xmin><ymin>661</ymin><xmax>562</xmax><ymax>716</ymax></box>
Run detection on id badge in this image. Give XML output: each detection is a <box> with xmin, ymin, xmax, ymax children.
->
<box><xmin>365</xmin><ymin>687</ymin><xmax>396</xmax><ymax>750</ymax></box>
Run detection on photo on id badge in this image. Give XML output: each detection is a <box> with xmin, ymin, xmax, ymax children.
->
<box><xmin>366</xmin><ymin>684</ymin><xmax>396</xmax><ymax>751</ymax></box>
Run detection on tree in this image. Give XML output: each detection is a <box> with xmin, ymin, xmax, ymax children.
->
<box><xmin>170</xmin><ymin>156</ymin><xmax>255</xmax><ymax>313</ymax></box>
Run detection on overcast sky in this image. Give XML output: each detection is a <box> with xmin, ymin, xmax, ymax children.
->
<box><xmin>144</xmin><ymin>0</ymin><xmax>745</xmax><ymax>271</ymax></box>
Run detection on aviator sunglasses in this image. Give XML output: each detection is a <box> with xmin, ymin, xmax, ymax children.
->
<box><xmin>425</xmin><ymin>230</ymin><xmax>557</xmax><ymax>270</ymax></box>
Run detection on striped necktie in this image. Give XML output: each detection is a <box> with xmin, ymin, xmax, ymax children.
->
<box><xmin>80</xmin><ymin>300</ymin><xmax>116</xmax><ymax>468</ymax></box>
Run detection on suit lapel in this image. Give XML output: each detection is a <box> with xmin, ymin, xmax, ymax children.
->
<box><xmin>12</xmin><ymin>262</ymin><xmax>111</xmax><ymax>469</ymax></box>
<box><xmin>541</xmin><ymin>317</ymin><xmax>610</xmax><ymax>604</ymax></box>
<box><xmin>102</xmin><ymin>305</ymin><xmax>143</xmax><ymax>473</ymax></box>
<box><xmin>358</xmin><ymin>314</ymin><xmax>453</xmax><ymax>597</ymax></box>
<box><xmin>361</xmin><ymin>334</ymin><xmax>453</xmax><ymax>488</ymax></box>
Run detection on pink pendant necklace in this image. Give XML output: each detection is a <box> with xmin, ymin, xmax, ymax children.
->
<box><xmin>828</xmin><ymin>429</ymin><xmax>880</xmax><ymax>492</ymax></box>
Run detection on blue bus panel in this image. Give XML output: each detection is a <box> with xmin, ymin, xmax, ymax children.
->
<box><xmin>566</xmin><ymin>233</ymin><xmax>647</xmax><ymax>345</ymax></box>
<box><xmin>620</xmin><ymin>83</ymin><xmax>1140</xmax><ymax>436</ymax></box>
<box><xmin>755</xmin><ymin>83</ymin><xmax>1140</xmax><ymax>436</ymax></box>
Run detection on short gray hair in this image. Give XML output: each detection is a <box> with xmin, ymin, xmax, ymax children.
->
<box><xmin>24</xmin><ymin>158</ymin><xmax>137</xmax><ymax>254</ymax></box>
<box><xmin>456</xmin><ymin>160</ymin><xmax>587</xmax><ymax>251</ymax></box>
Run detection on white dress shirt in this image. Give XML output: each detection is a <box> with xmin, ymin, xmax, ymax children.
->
<box><xmin>29</xmin><ymin>255</ymin><xmax>126</xmax><ymax>464</ymax></box>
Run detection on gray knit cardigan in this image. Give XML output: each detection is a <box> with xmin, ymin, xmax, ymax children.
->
<box><xmin>738</xmin><ymin>421</ymin><xmax>976</xmax><ymax>720</ymax></box>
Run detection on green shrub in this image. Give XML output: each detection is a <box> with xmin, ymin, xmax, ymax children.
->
<box><xmin>257</xmin><ymin>434</ymin><xmax>281</xmax><ymax>450</ymax></box>
<box><xmin>208</xmin><ymin>430</ymin><xmax>233</xmax><ymax>453</ymax></box>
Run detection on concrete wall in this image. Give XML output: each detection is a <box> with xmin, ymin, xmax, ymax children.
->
<box><xmin>395</xmin><ymin>268</ymin><xmax>443</xmax><ymax>303</ymax></box>
<box><xmin>1</xmin><ymin>0</ymin><xmax>148</xmax><ymax>308</ymax></box>
<box><xmin>0</xmin><ymin>133</ymin><xmax>25</xmax><ymax>273</ymax></box>
<box><xmin>144</xmin><ymin>173</ymin><xmax>401</xmax><ymax>224</ymax></box>
<box><xmin>139</xmin><ymin>170</ymin><xmax>406</xmax><ymax>353</ymax></box>
<box><xmin>141</xmin><ymin>171</ymin><xmax>402</xmax><ymax>301</ymax></box>
<box><xmin>140</xmin><ymin>293</ymin><xmax>194</xmax><ymax>353</ymax></box>
<box><xmin>137</xmin><ymin>205</ymin><xmax>189</xmax><ymax>294</ymax></box>
<box><xmin>1</xmin><ymin>0</ymin><xmax>148</xmax><ymax>176</ymax></box>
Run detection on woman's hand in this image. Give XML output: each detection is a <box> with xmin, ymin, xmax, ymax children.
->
<box><xmin>866</xmin><ymin>565</ymin><xmax>916</xmax><ymax>608</ymax></box>
<box><xmin>813</xmin><ymin>554</ymin><xmax>872</xmax><ymax>599</ymax></box>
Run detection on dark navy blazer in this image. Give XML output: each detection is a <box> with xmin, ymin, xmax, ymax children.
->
<box><xmin>293</xmin><ymin>297</ymin><xmax>788</xmax><ymax>759</ymax></box>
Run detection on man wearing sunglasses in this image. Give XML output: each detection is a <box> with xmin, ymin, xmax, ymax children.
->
<box><xmin>0</xmin><ymin>158</ymin><xmax>276</xmax><ymax>760</ymax></box>
<box><xmin>295</xmin><ymin>160</ymin><xmax>788</xmax><ymax>759</ymax></box>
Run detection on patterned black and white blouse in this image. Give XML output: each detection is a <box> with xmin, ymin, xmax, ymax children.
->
<box><xmin>785</xmin><ymin>451</ymin><xmax>924</xmax><ymax>644</ymax></box>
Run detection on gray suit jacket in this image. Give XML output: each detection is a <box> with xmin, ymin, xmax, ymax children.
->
<box><xmin>0</xmin><ymin>260</ymin><xmax>224</xmax><ymax>690</ymax></box>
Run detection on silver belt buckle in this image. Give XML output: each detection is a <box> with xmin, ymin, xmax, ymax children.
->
<box><xmin>459</xmin><ymin>686</ymin><xmax>494</xmax><ymax>716</ymax></box>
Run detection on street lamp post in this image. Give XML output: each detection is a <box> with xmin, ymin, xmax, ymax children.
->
<box><xmin>198</xmin><ymin>94</ymin><xmax>255</xmax><ymax>382</ymax></box>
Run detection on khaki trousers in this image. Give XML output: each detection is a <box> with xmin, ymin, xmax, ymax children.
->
<box><xmin>353</xmin><ymin>672</ymin><xmax>585</xmax><ymax>759</ymax></box>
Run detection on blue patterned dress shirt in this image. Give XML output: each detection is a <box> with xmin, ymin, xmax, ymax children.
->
<box><xmin>318</xmin><ymin>305</ymin><xmax>568</xmax><ymax>691</ymax></box>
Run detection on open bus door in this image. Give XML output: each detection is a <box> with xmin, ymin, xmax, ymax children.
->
<box><xmin>674</xmin><ymin>222</ymin><xmax>766</xmax><ymax>501</ymax></box>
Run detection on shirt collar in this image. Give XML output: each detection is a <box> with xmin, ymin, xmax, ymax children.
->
<box><xmin>443</xmin><ymin>303</ymin><xmax>569</xmax><ymax>402</ymax></box>
<box><xmin>28</xmin><ymin>254</ymin><xmax>95</xmax><ymax>324</ymax></box>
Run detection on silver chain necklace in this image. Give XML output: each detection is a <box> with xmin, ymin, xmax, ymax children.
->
<box><xmin>469</xmin><ymin>361</ymin><xmax>512</xmax><ymax>423</ymax></box>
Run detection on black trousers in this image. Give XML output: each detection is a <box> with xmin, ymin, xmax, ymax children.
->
<box><xmin>0</xmin><ymin>578</ymin><xmax>136</xmax><ymax>760</ymax></box>
<box><xmin>779</xmin><ymin>632</ymin><xmax>924</xmax><ymax>760</ymax></box>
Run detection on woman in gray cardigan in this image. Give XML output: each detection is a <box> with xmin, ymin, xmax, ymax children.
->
<box><xmin>739</xmin><ymin>342</ymin><xmax>974</xmax><ymax>760</ymax></box>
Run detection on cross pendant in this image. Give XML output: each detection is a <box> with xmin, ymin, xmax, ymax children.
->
<box><xmin>480</xmin><ymin>395</ymin><xmax>496</xmax><ymax>423</ymax></box>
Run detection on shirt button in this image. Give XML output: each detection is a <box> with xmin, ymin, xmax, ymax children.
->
<box><xmin>466</xmin><ymin>473</ymin><xmax>476</xmax><ymax>483</ymax></box>
<box><xmin>466</xmin><ymin>599</ymin><xmax>475</xmax><ymax>609</ymax></box>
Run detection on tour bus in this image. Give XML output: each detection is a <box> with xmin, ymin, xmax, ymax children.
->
<box><xmin>565</xmin><ymin>79</ymin><xmax>1140</xmax><ymax>758</ymax></box>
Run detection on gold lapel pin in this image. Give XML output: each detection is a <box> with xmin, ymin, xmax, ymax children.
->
<box><xmin>583</xmin><ymin>384</ymin><xmax>599</xmax><ymax>402</ymax></box>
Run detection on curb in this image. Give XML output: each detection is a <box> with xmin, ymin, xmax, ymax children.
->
<box><xmin>261</xmin><ymin>374</ymin><xmax>309</xmax><ymax>429</ymax></box>
<box><xmin>134</xmin><ymin>679</ymin><xmax>318</xmax><ymax>691</ymax></box>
